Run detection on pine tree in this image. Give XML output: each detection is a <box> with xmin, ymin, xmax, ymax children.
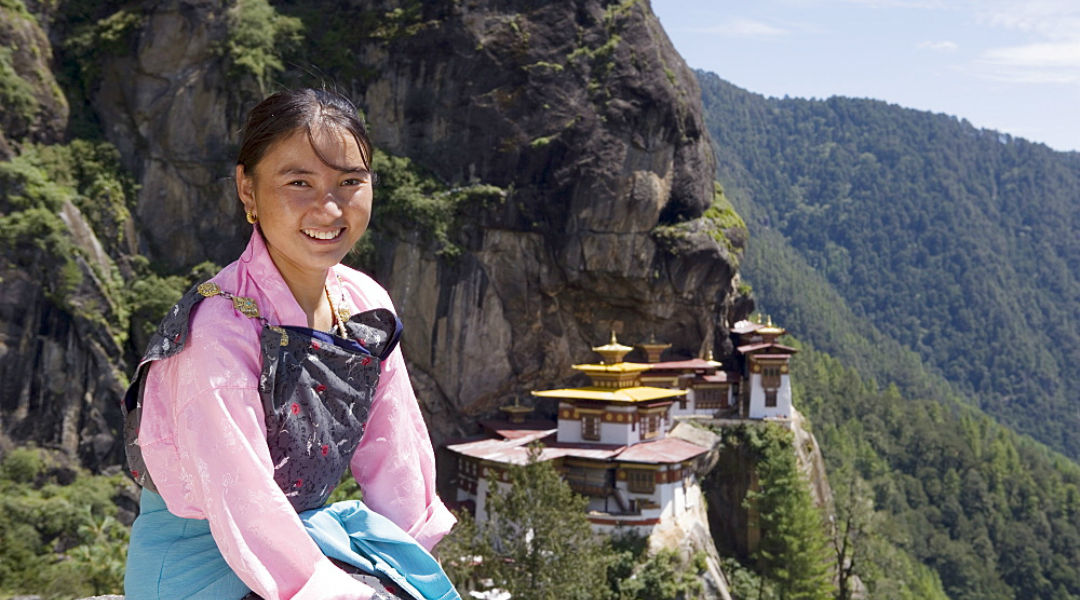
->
<box><xmin>745</xmin><ymin>426</ymin><xmax>834</xmax><ymax>600</ymax></box>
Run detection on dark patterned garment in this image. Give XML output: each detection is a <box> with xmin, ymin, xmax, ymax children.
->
<box><xmin>124</xmin><ymin>283</ymin><xmax>400</xmax><ymax>512</ymax></box>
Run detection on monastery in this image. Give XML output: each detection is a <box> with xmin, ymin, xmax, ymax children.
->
<box><xmin>444</xmin><ymin>317</ymin><xmax>796</xmax><ymax>535</ymax></box>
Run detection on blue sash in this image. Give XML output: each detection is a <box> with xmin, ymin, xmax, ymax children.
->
<box><xmin>124</xmin><ymin>490</ymin><xmax>459</xmax><ymax>600</ymax></box>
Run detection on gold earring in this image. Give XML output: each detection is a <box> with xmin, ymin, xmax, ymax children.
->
<box><xmin>245</xmin><ymin>211</ymin><xmax>257</xmax><ymax>224</ymax></box>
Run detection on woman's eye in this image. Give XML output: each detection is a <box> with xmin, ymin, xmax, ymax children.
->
<box><xmin>341</xmin><ymin>176</ymin><xmax>370</xmax><ymax>186</ymax></box>
<box><xmin>288</xmin><ymin>180</ymin><xmax>310</xmax><ymax>187</ymax></box>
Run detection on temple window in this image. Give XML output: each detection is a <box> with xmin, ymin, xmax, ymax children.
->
<box><xmin>627</xmin><ymin>469</ymin><xmax>655</xmax><ymax>494</ymax></box>
<box><xmin>642</xmin><ymin>413</ymin><xmax>661</xmax><ymax>439</ymax></box>
<box><xmin>695</xmin><ymin>386</ymin><xmax>726</xmax><ymax>409</ymax></box>
<box><xmin>765</xmin><ymin>389</ymin><xmax>778</xmax><ymax>407</ymax></box>
<box><xmin>581</xmin><ymin>414</ymin><xmax>601</xmax><ymax>440</ymax></box>
<box><xmin>762</xmin><ymin>365</ymin><xmax>781</xmax><ymax>389</ymax></box>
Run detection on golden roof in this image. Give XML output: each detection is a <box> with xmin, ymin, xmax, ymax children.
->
<box><xmin>572</xmin><ymin>361</ymin><xmax>652</xmax><ymax>375</ymax></box>
<box><xmin>532</xmin><ymin>386</ymin><xmax>686</xmax><ymax>403</ymax></box>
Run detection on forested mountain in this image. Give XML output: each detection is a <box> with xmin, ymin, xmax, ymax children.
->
<box><xmin>698</xmin><ymin>71</ymin><xmax>1080</xmax><ymax>459</ymax></box>
<box><xmin>696</xmin><ymin>70</ymin><xmax>1080</xmax><ymax>598</ymax></box>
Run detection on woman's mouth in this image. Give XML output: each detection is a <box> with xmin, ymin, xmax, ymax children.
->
<box><xmin>302</xmin><ymin>228</ymin><xmax>343</xmax><ymax>240</ymax></box>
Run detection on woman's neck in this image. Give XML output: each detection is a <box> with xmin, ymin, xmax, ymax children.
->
<box><xmin>285</xmin><ymin>273</ymin><xmax>328</xmax><ymax>325</ymax></box>
<box><xmin>267</xmin><ymin>250</ymin><xmax>331</xmax><ymax>329</ymax></box>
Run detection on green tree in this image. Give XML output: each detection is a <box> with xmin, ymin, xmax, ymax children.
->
<box><xmin>485</xmin><ymin>448</ymin><xmax>614</xmax><ymax>600</ymax></box>
<box><xmin>744</xmin><ymin>426</ymin><xmax>833</xmax><ymax>600</ymax></box>
<box><xmin>438</xmin><ymin>447</ymin><xmax>614</xmax><ymax>600</ymax></box>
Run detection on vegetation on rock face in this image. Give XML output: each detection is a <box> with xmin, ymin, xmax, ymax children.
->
<box><xmin>346</xmin><ymin>149</ymin><xmax>506</xmax><ymax>268</ymax></box>
<box><xmin>0</xmin><ymin>44</ymin><xmax>39</xmax><ymax>131</ymax></box>
<box><xmin>651</xmin><ymin>182</ymin><xmax>748</xmax><ymax>263</ymax></box>
<box><xmin>0</xmin><ymin>446</ymin><xmax>131</xmax><ymax>600</ymax></box>
<box><xmin>19</xmin><ymin>140</ymin><xmax>137</xmax><ymax>250</ymax></box>
<box><xmin>0</xmin><ymin>136</ymin><xmax>225</xmax><ymax>371</ymax></box>
<box><xmin>0</xmin><ymin>144</ymin><xmax>119</xmax><ymax>327</ymax></box>
<box><xmin>219</xmin><ymin>0</ymin><xmax>303</xmax><ymax>94</ymax></box>
<box><xmin>701</xmin><ymin>182</ymin><xmax>746</xmax><ymax>255</ymax></box>
<box><xmin>64</xmin><ymin>8</ymin><xmax>144</xmax><ymax>94</ymax></box>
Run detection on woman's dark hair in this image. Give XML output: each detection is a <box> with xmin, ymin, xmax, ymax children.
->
<box><xmin>236</xmin><ymin>88</ymin><xmax>373</xmax><ymax>174</ymax></box>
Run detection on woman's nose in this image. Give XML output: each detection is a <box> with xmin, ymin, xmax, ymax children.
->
<box><xmin>317</xmin><ymin>190</ymin><xmax>345</xmax><ymax>215</ymax></box>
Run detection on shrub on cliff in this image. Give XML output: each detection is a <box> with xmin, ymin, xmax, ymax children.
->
<box><xmin>0</xmin><ymin>446</ymin><xmax>130</xmax><ymax>600</ymax></box>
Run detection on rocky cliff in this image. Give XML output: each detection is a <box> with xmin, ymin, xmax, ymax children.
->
<box><xmin>1</xmin><ymin>0</ymin><xmax>750</xmax><ymax>459</ymax></box>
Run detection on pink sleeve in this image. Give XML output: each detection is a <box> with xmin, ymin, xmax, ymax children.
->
<box><xmin>169</xmin><ymin>385</ymin><xmax>378</xmax><ymax>600</ymax></box>
<box><xmin>350</xmin><ymin>344</ymin><xmax>457</xmax><ymax>551</ymax></box>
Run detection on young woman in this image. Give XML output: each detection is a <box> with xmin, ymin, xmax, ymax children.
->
<box><xmin>122</xmin><ymin>89</ymin><xmax>457</xmax><ymax>600</ymax></box>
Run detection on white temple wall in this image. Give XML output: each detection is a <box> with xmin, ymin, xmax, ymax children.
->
<box><xmin>748</xmin><ymin>373</ymin><xmax>793</xmax><ymax>419</ymax></box>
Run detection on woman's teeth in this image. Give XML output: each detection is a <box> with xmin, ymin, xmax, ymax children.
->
<box><xmin>302</xmin><ymin>229</ymin><xmax>341</xmax><ymax>240</ymax></box>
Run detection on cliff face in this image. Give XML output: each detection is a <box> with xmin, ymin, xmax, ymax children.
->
<box><xmin>1</xmin><ymin>0</ymin><xmax>748</xmax><ymax>460</ymax></box>
<box><xmin>0</xmin><ymin>4</ymin><xmax>129</xmax><ymax>465</ymax></box>
<box><xmin>300</xmin><ymin>0</ymin><xmax>746</xmax><ymax>437</ymax></box>
<box><xmin>0</xmin><ymin>1</ymin><xmax>68</xmax><ymax>157</ymax></box>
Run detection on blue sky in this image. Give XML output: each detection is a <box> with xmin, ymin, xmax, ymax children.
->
<box><xmin>651</xmin><ymin>0</ymin><xmax>1080</xmax><ymax>153</ymax></box>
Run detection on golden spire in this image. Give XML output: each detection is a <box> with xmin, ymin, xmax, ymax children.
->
<box><xmin>592</xmin><ymin>331</ymin><xmax>633</xmax><ymax>365</ymax></box>
<box><xmin>499</xmin><ymin>396</ymin><xmax>533</xmax><ymax>423</ymax></box>
<box><xmin>637</xmin><ymin>334</ymin><xmax>671</xmax><ymax>364</ymax></box>
<box><xmin>759</xmin><ymin>316</ymin><xmax>785</xmax><ymax>337</ymax></box>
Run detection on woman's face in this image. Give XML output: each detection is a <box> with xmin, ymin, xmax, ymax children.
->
<box><xmin>236</xmin><ymin>125</ymin><xmax>373</xmax><ymax>285</ymax></box>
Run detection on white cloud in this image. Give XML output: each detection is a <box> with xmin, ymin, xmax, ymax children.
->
<box><xmin>688</xmin><ymin>18</ymin><xmax>788</xmax><ymax>39</ymax></box>
<box><xmin>974</xmin><ymin>41</ymin><xmax>1080</xmax><ymax>84</ymax></box>
<box><xmin>977</xmin><ymin>0</ymin><xmax>1080</xmax><ymax>40</ymax></box>
<box><xmin>918</xmin><ymin>40</ymin><xmax>959</xmax><ymax>51</ymax></box>
<box><xmin>971</xmin><ymin>0</ymin><xmax>1080</xmax><ymax>85</ymax></box>
<box><xmin>983</xmin><ymin>41</ymin><xmax>1080</xmax><ymax>67</ymax></box>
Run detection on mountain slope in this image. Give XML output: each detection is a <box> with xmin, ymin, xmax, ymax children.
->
<box><xmin>696</xmin><ymin>69</ymin><xmax>1080</xmax><ymax>599</ymax></box>
<box><xmin>698</xmin><ymin>70</ymin><xmax>1080</xmax><ymax>459</ymax></box>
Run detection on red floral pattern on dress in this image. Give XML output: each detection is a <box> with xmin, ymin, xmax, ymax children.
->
<box><xmin>290</xmin><ymin>402</ymin><xmax>301</xmax><ymax>415</ymax></box>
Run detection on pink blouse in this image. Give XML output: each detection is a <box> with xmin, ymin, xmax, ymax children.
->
<box><xmin>138</xmin><ymin>230</ymin><xmax>455</xmax><ymax>600</ymax></box>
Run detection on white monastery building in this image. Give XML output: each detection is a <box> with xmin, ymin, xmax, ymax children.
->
<box><xmin>444</xmin><ymin>316</ymin><xmax>797</xmax><ymax>534</ymax></box>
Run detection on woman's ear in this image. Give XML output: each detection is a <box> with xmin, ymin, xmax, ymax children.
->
<box><xmin>236</xmin><ymin>164</ymin><xmax>255</xmax><ymax>213</ymax></box>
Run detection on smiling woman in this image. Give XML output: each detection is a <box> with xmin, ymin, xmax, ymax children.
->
<box><xmin>120</xmin><ymin>89</ymin><xmax>459</xmax><ymax>600</ymax></box>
